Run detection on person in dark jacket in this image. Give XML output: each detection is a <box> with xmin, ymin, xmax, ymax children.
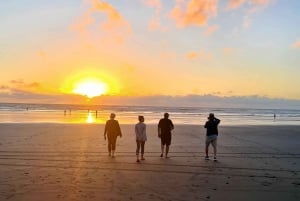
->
<box><xmin>158</xmin><ymin>113</ymin><xmax>174</xmax><ymax>158</ymax></box>
<box><xmin>104</xmin><ymin>113</ymin><xmax>122</xmax><ymax>158</ymax></box>
<box><xmin>204</xmin><ymin>113</ymin><xmax>220</xmax><ymax>161</ymax></box>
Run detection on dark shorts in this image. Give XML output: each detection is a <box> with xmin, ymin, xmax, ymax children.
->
<box><xmin>161</xmin><ymin>133</ymin><xmax>171</xmax><ymax>146</ymax></box>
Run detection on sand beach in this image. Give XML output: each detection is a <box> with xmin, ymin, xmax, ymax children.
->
<box><xmin>0</xmin><ymin>124</ymin><xmax>300</xmax><ymax>201</ymax></box>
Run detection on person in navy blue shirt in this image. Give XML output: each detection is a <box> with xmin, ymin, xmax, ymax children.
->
<box><xmin>204</xmin><ymin>113</ymin><xmax>220</xmax><ymax>161</ymax></box>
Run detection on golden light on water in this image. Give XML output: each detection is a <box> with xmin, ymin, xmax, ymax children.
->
<box><xmin>86</xmin><ymin>112</ymin><xmax>94</xmax><ymax>123</ymax></box>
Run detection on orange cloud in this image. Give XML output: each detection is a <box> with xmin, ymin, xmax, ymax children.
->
<box><xmin>251</xmin><ymin>0</ymin><xmax>271</xmax><ymax>6</ymax></box>
<box><xmin>204</xmin><ymin>25</ymin><xmax>219</xmax><ymax>36</ymax></box>
<box><xmin>187</xmin><ymin>51</ymin><xmax>198</xmax><ymax>59</ymax></box>
<box><xmin>10</xmin><ymin>80</ymin><xmax>40</xmax><ymax>89</ymax></box>
<box><xmin>160</xmin><ymin>51</ymin><xmax>176</xmax><ymax>59</ymax></box>
<box><xmin>149</xmin><ymin>16</ymin><xmax>162</xmax><ymax>31</ymax></box>
<box><xmin>143</xmin><ymin>0</ymin><xmax>161</xmax><ymax>11</ymax></box>
<box><xmin>292</xmin><ymin>40</ymin><xmax>300</xmax><ymax>49</ymax></box>
<box><xmin>248</xmin><ymin>0</ymin><xmax>272</xmax><ymax>13</ymax></box>
<box><xmin>186</xmin><ymin>50</ymin><xmax>212</xmax><ymax>60</ymax></box>
<box><xmin>170</xmin><ymin>0</ymin><xmax>218</xmax><ymax>27</ymax></box>
<box><xmin>223</xmin><ymin>48</ymin><xmax>234</xmax><ymax>54</ymax></box>
<box><xmin>227</xmin><ymin>0</ymin><xmax>272</xmax><ymax>12</ymax></box>
<box><xmin>243</xmin><ymin>16</ymin><xmax>251</xmax><ymax>28</ymax></box>
<box><xmin>143</xmin><ymin>0</ymin><xmax>165</xmax><ymax>32</ymax></box>
<box><xmin>72</xmin><ymin>0</ymin><xmax>131</xmax><ymax>44</ymax></box>
<box><xmin>227</xmin><ymin>0</ymin><xmax>245</xmax><ymax>9</ymax></box>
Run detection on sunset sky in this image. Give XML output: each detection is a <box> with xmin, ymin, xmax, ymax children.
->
<box><xmin>1</xmin><ymin>0</ymin><xmax>300</xmax><ymax>106</ymax></box>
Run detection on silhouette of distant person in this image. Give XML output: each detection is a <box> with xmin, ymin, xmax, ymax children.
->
<box><xmin>274</xmin><ymin>113</ymin><xmax>276</xmax><ymax>121</ymax></box>
<box><xmin>135</xmin><ymin>116</ymin><xmax>147</xmax><ymax>162</ymax></box>
<box><xmin>158</xmin><ymin>113</ymin><xmax>174</xmax><ymax>158</ymax></box>
<box><xmin>104</xmin><ymin>113</ymin><xmax>122</xmax><ymax>158</ymax></box>
<box><xmin>204</xmin><ymin>113</ymin><xmax>220</xmax><ymax>161</ymax></box>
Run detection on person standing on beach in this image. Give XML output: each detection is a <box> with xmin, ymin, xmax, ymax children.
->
<box><xmin>204</xmin><ymin>113</ymin><xmax>220</xmax><ymax>161</ymax></box>
<box><xmin>104</xmin><ymin>113</ymin><xmax>122</xmax><ymax>158</ymax></box>
<box><xmin>135</xmin><ymin>116</ymin><xmax>147</xmax><ymax>163</ymax></box>
<box><xmin>158</xmin><ymin>113</ymin><xmax>174</xmax><ymax>158</ymax></box>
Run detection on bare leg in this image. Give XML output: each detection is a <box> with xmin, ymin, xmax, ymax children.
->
<box><xmin>136</xmin><ymin>141</ymin><xmax>140</xmax><ymax>162</ymax></box>
<box><xmin>112</xmin><ymin>150</ymin><xmax>115</xmax><ymax>158</ymax></box>
<box><xmin>161</xmin><ymin>145</ymin><xmax>164</xmax><ymax>157</ymax></box>
<box><xmin>212</xmin><ymin>140</ymin><xmax>217</xmax><ymax>159</ymax></box>
<box><xmin>165</xmin><ymin>145</ymin><xmax>169</xmax><ymax>158</ymax></box>
<box><xmin>108</xmin><ymin>143</ymin><xmax>111</xmax><ymax>156</ymax></box>
<box><xmin>205</xmin><ymin>143</ymin><xmax>209</xmax><ymax>159</ymax></box>
<box><xmin>141</xmin><ymin>142</ymin><xmax>145</xmax><ymax>160</ymax></box>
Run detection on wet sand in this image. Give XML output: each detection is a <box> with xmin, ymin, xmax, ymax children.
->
<box><xmin>0</xmin><ymin>124</ymin><xmax>300</xmax><ymax>201</ymax></box>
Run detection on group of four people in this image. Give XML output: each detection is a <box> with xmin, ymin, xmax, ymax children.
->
<box><xmin>103</xmin><ymin>112</ymin><xmax>220</xmax><ymax>162</ymax></box>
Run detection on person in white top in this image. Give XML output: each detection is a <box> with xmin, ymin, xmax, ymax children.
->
<box><xmin>135</xmin><ymin>116</ymin><xmax>147</xmax><ymax>162</ymax></box>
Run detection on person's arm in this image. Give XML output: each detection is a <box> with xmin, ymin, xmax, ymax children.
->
<box><xmin>204</xmin><ymin>121</ymin><xmax>208</xmax><ymax>128</ymax></box>
<box><xmin>117</xmin><ymin>121</ymin><xmax>122</xmax><ymax>138</ymax></box>
<box><xmin>170</xmin><ymin>120</ymin><xmax>174</xmax><ymax>130</ymax></box>
<box><xmin>215</xmin><ymin>118</ymin><xmax>220</xmax><ymax>125</ymax></box>
<box><xmin>158</xmin><ymin>120</ymin><xmax>161</xmax><ymax>138</ymax></box>
<box><xmin>135</xmin><ymin>124</ymin><xmax>138</xmax><ymax>136</ymax></box>
<box><xmin>104</xmin><ymin>121</ymin><xmax>108</xmax><ymax>140</ymax></box>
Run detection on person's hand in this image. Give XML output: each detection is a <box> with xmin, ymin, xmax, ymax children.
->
<box><xmin>120</xmin><ymin>134</ymin><xmax>122</xmax><ymax>138</ymax></box>
<box><xmin>104</xmin><ymin>135</ymin><xmax>106</xmax><ymax>140</ymax></box>
<box><xmin>158</xmin><ymin>133</ymin><xmax>161</xmax><ymax>138</ymax></box>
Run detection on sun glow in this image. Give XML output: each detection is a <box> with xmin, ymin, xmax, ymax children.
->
<box><xmin>73</xmin><ymin>80</ymin><xmax>108</xmax><ymax>98</ymax></box>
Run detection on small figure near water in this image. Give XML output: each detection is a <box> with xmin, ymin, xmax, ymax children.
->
<box><xmin>274</xmin><ymin>113</ymin><xmax>276</xmax><ymax>121</ymax></box>
<box><xmin>135</xmin><ymin>116</ymin><xmax>147</xmax><ymax>163</ymax></box>
<box><xmin>204</xmin><ymin>113</ymin><xmax>221</xmax><ymax>161</ymax></box>
<box><xmin>158</xmin><ymin>113</ymin><xmax>174</xmax><ymax>158</ymax></box>
<box><xmin>104</xmin><ymin>113</ymin><xmax>122</xmax><ymax>158</ymax></box>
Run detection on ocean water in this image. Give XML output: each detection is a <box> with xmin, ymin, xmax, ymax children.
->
<box><xmin>0</xmin><ymin>103</ymin><xmax>300</xmax><ymax>125</ymax></box>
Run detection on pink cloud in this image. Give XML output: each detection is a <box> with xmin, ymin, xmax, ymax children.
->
<box><xmin>170</xmin><ymin>0</ymin><xmax>218</xmax><ymax>27</ymax></box>
<box><xmin>204</xmin><ymin>25</ymin><xmax>219</xmax><ymax>36</ymax></box>
<box><xmin>292</xmin><ymin>40</ymin><xmax>300</xmax><ymax>49</ymax></box>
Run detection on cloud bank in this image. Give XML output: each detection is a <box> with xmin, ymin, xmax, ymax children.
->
<box><xmin>1</xmin><ymin>87</ymin><xmax>300</xmax><ymax>110</ymax></box>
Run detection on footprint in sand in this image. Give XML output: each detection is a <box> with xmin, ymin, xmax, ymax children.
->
<box><xmin>261</xmin><ymin>181</ymin><xmax>272</xmax><ymax>186</ymax></box>
<box><xmin>292</xmin><ymin>182</ymin><xmax>300</xmax><ymax>187</ymax></box>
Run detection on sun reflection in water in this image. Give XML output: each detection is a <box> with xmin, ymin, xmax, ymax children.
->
<box><xmin>86</xmin><ymin>112</ymin><xmax>95</xmax><ymax>123</ymax></box>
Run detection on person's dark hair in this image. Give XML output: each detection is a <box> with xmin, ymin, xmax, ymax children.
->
<box><xmin>138</xmin><ymin>115</ymin><xmax>144</xmax><ymax>122</ymax></box>
<box><xmin>164</xmin><ymin>113</ymin><xmax>169</xmax><ymax>118</ymax></box>
<box><xmin>110</xmin><ymin>113</ymin><xmax>116</xmax><ymax>119</ymax></box>
<box><xmin>208</xmin><ymin>113</ymin><xmax>214</xmax><ymax>120</ymax></box>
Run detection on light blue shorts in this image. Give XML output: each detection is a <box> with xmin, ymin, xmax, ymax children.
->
<box><xmin>206</xmin><ymin>135</ymin><xmax>218</xmax><ymax>146</ymax></box>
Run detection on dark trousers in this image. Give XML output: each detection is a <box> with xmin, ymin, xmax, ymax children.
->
<box><xmin>136</xmin><ymin>140</ymin><xmax>145</xmax><ymax>155</ymax></box>
<box><xmin>107</xmin><ymin>135</ymin><xmax>117</xmax><ymax>152</ymax></box>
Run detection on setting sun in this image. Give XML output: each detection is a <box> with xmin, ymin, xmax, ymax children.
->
<box><xmin>73</xmin><ymin>80</ymin><xmax>108</xmax><ymax>98</ymax></box>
